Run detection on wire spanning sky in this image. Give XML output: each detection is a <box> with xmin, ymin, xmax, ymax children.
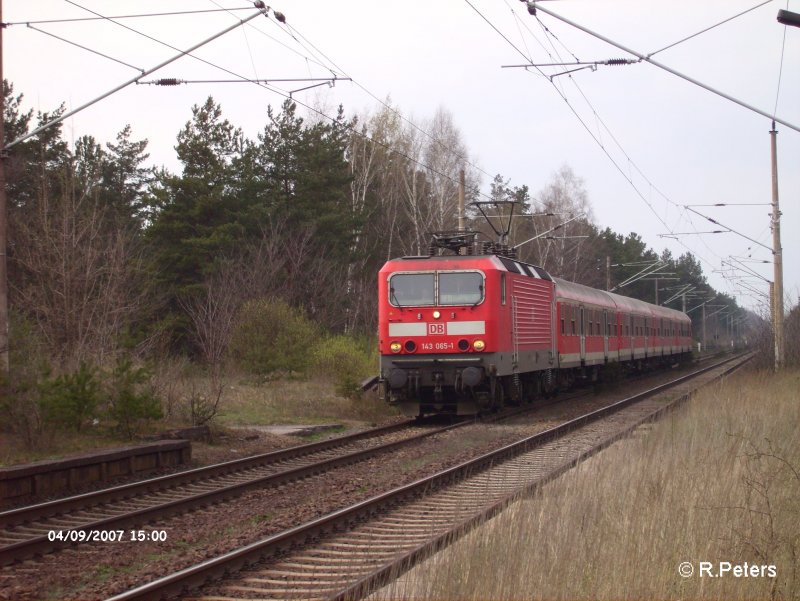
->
<box><xmin>4</xmin><ymin>0</ymin><xmax>799</xmax><ymax>313</ymax></box>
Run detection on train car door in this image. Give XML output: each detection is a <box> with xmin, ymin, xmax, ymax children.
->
<box><xmin>511</xmin><ymin>295</ymin><xmax>519</xmax><ymax>368</ymax></box>
<box><xmin>628</xmin><ymin>314</ymin><xmax>634</xmax><ymax>359</ymax></box>
<box><xmin>603</xmin><ymin>309</ymin><xmax>609</xmax><ymax>360</ymax></box>
<box><xmin>579</xmin><ymin>306</ymin><xmax>586</xmax><ymax>364</ymax></box>
<box><xmin>550</xmin><ymin>297</ymin><xmax>557</xmax><ymax>366</ymax></box>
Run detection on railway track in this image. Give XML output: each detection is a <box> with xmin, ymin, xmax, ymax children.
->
<box><xmin>0</xmin><ymin>402</ymin><xmax>547</xmax><ymax>566</ymax></box>
<box><xmin>106</xmin><ymin>352</ymin><xmax>751</xmax><ymax>601</ymax></box>
<box><xmin>0</xmin><ymin>418</ymin><xmax>445</xmax><ymax>565</ymax></box>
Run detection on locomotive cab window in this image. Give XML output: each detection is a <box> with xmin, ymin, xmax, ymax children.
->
<box><xmin>439</xmin><ymin>272</ymin><xmax>483</xmax><ymax>305</ymax></box>
<box><xmin>389</xmin><ymin>273</ymin><xmax>435</xmax><ymax>306</ymax></box>
<box><xmin>389</xmin><ymin>271</ymin><xmax>484</xmax><ymax>307</ymax></box>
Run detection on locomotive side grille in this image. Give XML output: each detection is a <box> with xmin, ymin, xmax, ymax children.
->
<box><xmin>512</xmin><ymin>278</ymin><xmax>552</xmax><ymax>347</ymax></box>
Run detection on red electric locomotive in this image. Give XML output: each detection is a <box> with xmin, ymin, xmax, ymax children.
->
<box><xmin>378</xmin><ymin>230</ymin><xmax>692</xmax><ymax>417</ymax></box>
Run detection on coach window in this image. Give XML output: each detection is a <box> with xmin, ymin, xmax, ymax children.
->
<box><xmin>389</xmin><ymin>273</ymin><xmax>435</xmax><ymax>306</ymax></box>
<box><xmin>439</xmin><ymin>272</ymin><xmax>483</xmax><ymax>305</ymax></box>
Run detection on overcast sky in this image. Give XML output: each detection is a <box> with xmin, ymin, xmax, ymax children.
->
<box><xmin>5</xmin><ymin>0</ymin><xmax>799</xmax><ymax>313</ymax></box>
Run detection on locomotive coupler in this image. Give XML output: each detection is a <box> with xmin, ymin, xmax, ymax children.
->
<box><xmin>433</xmin><ymin>371</ymin><xmax>443</xmax><ymax>403</ymax></box>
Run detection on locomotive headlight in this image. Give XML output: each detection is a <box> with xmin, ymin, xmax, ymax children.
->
<box><xmin>473</xmin><ymin>339</ymin><xmax>486</xmax><ymax>351</ymax></box>
<box><xmin>390</xmin><ymin>341</ymin><xmax>402</xmax><ymax>353</ymax></box>
<box><xmin>432</xmin><ymin>310</ymin><xmax>441</xmax><ymax>319</ymax></box>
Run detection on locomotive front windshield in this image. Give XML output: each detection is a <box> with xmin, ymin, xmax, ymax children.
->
<box><xmin>439</xmin><ymin>272</ymin><xmax>483</xmax><ymax>305</ymax></box>
<box><xmin>389</xmin><ymin>271</ymin><xmax>483</xmax><ymax>307</ymax></box>
<box><xmin>389</xmin><ymin>273</ymin><xmax>435</xmax><ymax>306</ymax></box>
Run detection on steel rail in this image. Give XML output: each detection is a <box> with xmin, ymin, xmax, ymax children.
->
<box><xmin>106</xmin><ymin>353</ymin><xmax>749</xmax><ymax>601</ymax></box>
<box><xmin>333</xmin><ymin>353</ymin><xmax>752</xmax><ymax>601</ymax></box>
<box><xmin>0</xmin><ymin>420</ymin><xmax>415</xmax><ymax>529</ymax></box>
<box><xmin>0</xmin><ymin>420</ymin><xmax>455</xmax><ymax>565</ymax></box>
<box><xmin>0</xmin><ymin>405</ymin><xmax>538</xmax><ymax>566</ymax></box>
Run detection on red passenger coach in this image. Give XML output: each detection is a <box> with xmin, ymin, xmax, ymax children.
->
<box><xmin>378</xmin><ymin>234</ymin><xmax>692</xmax><ymax>417</ymax></box>
<box><xmin>552</xmin><ymin>278</ymin><xmax>692</xmax><ymax>387</ymax></box>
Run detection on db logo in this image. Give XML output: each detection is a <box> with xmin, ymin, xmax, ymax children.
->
<box><xmin>428</xmin><ymin>323</ymin><xmax>445</xmax><ymax>335</ymax></box>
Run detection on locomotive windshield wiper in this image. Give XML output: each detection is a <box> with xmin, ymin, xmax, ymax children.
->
<box><xmin>471</xmin><ymin>284</ymin><xmax>484</xmax><ymax>308</ymax></box>
<box><xmin>390</xmin><ymin>287</ymin><xmax>404</xmax><ymax>310</ymax></box>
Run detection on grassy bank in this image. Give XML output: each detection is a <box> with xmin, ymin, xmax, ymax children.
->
<box><xmin>0</xmin><ymin>374</ymin><xmax>395</xmax><ymax>467</ymax></box>
<box><xmin>385</xmin><ymin>369</ymin><xmax>800</xmax><ymax>600</ymax></box>
<box><xmin>212</xmin><ymin>377</ymin><xmax>394</xmax><ymax>427</ymax></box>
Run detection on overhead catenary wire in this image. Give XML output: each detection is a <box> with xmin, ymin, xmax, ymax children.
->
<box><xmin>527</xmin><ymin>2</ymin><xmax>780</xmax><ymax>314</ymax></box>
<box><xmin>7</xmin><ymin>2</ymin><xmax>780</xmax><ymax>304</ymax></box>
<box><xmin>646</xmin><ymin>0</ymin><xmax>774</xmax><ymax>57</ymax></box>
<box><xmin>530</xmin><ymin>2</ymin><xmax>800</xmax><ymax>134</ymax></box>
<box><xmin>509</xmin><ymin>3</ymin><xmax>765</xmax><ymax>298</ymax></box>
<box><xmin>24</xmin><ymin>23</ymin><xmax>144</xmax><ymax>73</ymax></box>
<box><xmin>207</xmin><ymin>0</ymin><xmax>341</xmax><ymax>78</ymax></box>
<box><xmin>475</xmin><ymin>0</ymin><xmax>748</xmax><ymax>303</ymax></box>
<box><xmin>2</xmin><ymin>6</ymin><xmax>256</xmax><ymax>26</ymax></box>
<box><xmin>685</xmin><ymin>207</ymin><xmax>772</xmax><ymax>252</ymax></box>
<box><xmin>204</xmin><ymin>0</ymin><xmax>501</xmax><ymax>189</ymax></box>
<box><xmin>16</xmin><ymin>1</ymin><xmax>542</xmax><ymax>213</ymax></box>
<box><xmin>508</xmin><ymin>4</ymin><xmax>687</xmax><ymax>225</ymax></box>
<box><xmin>465</xmin><ymin>1</ymin><xmax>676</xmax><ymax>236</ymax></box>
<box><xmin>17</xmin><ymin>2</ymin><xmax>502</xmax><ymax>206</ymax></box>
<box><xmin>273</xmin><ymin>15</ymin><xmax>501</xmax><ymax>185</ymax></box>
<box><xmin>523</xmin><ymin>4</ymin><xmax>770</xmax><ymax>275</ymax></box>
<box><xmin>4</xmin><ymin>4</ymin><xmax>273</xmax><ymax>150</ymax></box>
<box><xmin>51</xmin><ymin>0</ymin><xmax>291</xmax><ymax>97</ymax></box>
<box><xmin>138</xmin><ymin>77</ymin><xmax>351</xmax><ymax>85</ymax></box>
<box><xmin>773</xmin><ymin>0</ymin><xmax>790</xmax><ymax>118</ymax></box>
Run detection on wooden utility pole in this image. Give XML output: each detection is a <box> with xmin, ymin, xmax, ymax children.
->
<box><xmin>0</xmin><ymin>0</ymin><xmax>9</xmax><ymax>375</ymax></box>
<box><xmin>606</xmin><ymin>256</ymin><xmax>611</xmax><ymax>291</ymax></box>
<box><xmin>770</xmin><ymin>124</ymin><xmax>784</xmax><ymax>371</ymax></box>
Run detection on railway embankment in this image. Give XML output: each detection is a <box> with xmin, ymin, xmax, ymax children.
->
<box><xmin>380</xmin><ymin>367</ymin><xmax>800</xmax><ymax>601</ymax></box>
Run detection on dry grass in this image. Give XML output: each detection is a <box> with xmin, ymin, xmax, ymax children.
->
<box><xmin>215</xmin><ymin>376</ymin><xmax>395</xmax><ymax>426</ymax></box>
<box><xmin>0</xmin><ymin>430</ymin><xmax>125</xmax><ymax>467</ymax></box>
<box><xmin>381</xmin><ymin>369</ymin><xmax>800</xmax><ymax>601</ymax></box>
<box><xmin>0</xmin><ymin>367</ymin><xmax>394</xmax><ymax>467</ymax></box>
<box><xmin>151</xmin><ymin>356</ymin><xmax>396</xmax><ymax>428</ymax></box>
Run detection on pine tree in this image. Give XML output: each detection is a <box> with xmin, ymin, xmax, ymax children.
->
<box><xmin>146</xmin><ymin>97</ymin><xmax>254</xmax><ymax>297</ymax></box>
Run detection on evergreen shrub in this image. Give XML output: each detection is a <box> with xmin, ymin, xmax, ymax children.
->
<box><xmin>39</xmin><ymin>362</ymin><xmax>102</xmax><ymax>432</ymax></box>
<box><xmin>313</xmin><ymin>335</ymin><xmax>376</xmax><ymax>398</ymax></box>
<box><xmin>229</xmin><ymin>297</ymin><xmax>318</xmax><ymax>376</ymax></box>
